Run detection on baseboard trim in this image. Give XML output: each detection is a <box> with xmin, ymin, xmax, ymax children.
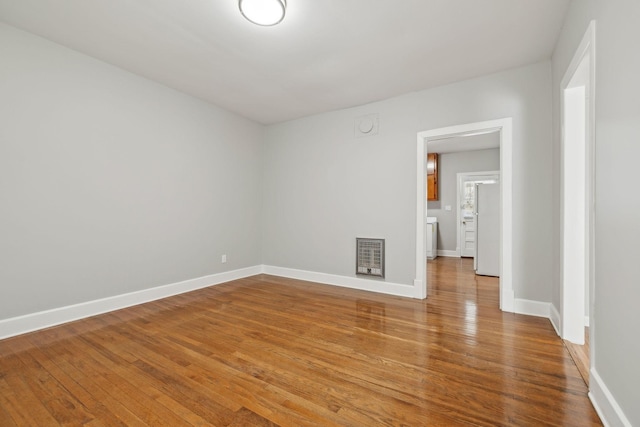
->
<box><xmin>501</xmin><ymin>288</ymin><xmax>515</xmax><ymax>313</ymax></box>
<box><xmin>589</xmin><ymin>369</ymin><xmax>632</xmax><ymax>427</ymax></box>
<box><xmin>262</xmin><ymin>265</ymin><xmax>418</xmax><ymax>299</ymax></box>
<box><xmin>549</xmin><ymin>303</ymin><xmax>561</xmax><ymax>336</ymax></box>
<box><xmin>513</xmin><ymin>298</ymin><xmax>550</xmax><ymax>318</ymax></box>
<box><xmin>0</xmin><ymin>265</ymin><xmax>262</xmax><ymax>340</ymax></box>
<box><xmin>436</xmin><ymin>249</ymin><xmax>459</xmax><ymax>257</ymax></box>
<box><xmin>0</xmin><ymin>266</ymin><xmax>573</xmax><ymax>344</ymax></box>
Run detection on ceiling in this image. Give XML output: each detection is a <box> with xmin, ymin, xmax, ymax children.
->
<box><xmin>0</xmin><ymin>0</ymin><xmax>571</xmax><ymax>125</ymax></box>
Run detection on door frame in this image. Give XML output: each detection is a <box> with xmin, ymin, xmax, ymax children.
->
<box><xmin>457</xmin><ymin>171</ymin><xmax>500</xmax><ymax>259</ymax></box>
<box><xmin>415</xmin><ymin>118</ymin><xmax>514</xmax><ymax>312</ymax></box>
<box><xmin>559</xmin><ymin>21</ymin><xmax>596</xmax><ymax>346</ymax></box>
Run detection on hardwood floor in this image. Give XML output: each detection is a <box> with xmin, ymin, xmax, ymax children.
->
<box><xmin>564</xmin><ymin>328</ymin><xmax>590</xmax><ymax>386</ymax></box>
<box><xmin>0</xmin><ymin>258</ymin><xmax>601</xmax><ymax>426</ymax></box>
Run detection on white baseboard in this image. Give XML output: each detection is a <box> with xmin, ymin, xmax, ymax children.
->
<box><xmin>549</xmin><ymin>304</ymin><xmax>561</xmax><ymax>336</ymax></box>
<box><xmin>589</xmin><ymin>369</ymin><xmax>632</xmax><ymax>427</ymax></box>
<box><xmin>436</xmin><ymin>249</ymin><xmax>459</xmax><ymax>257</ymax></box>
<box><xmin>0</xmin><ymin>265</ymin><xmax>262</xmax><ymax>340</ymax></box>
<box><xmin>513</xmin><ymin>298</ymin><xmax>550</xmax><ymax>318</ymax></box>
<box><xmin>262</xmin><ymin>265</ymin><xmax>418</xmax><ymax>299</ymax></box>
<box><xmin>547</xmin><ymin>305</ymin><xmax>589</xmax><ymax>337</ymax></box>
<box><xmin>0</xmin><ymin>264</ymin><xmax>579</xmax><ymax>350</ymax></box>
<box><xmin>501</xmin><ymin>288</ymin><xmax>515</xmax><ymax>313</ymax></box>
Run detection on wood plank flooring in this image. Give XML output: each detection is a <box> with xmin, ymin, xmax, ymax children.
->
<box><xmin>564</xmin><ymin>328</ymin><xmax>590</xmax><ymax>386</ymax></box>
<box><xmin>0</xmin><ymin>257</ymin><xmax>601</xmax><ymax>426</ymax></box>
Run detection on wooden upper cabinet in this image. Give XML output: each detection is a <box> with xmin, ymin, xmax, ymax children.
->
<box><xmin>427</xmin><ymin>153</ymin><xmax>438</xmax><ymax>201</ymax></box>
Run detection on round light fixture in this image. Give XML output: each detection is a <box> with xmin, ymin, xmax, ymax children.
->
<box><xmin>239</xmin><ymin>0</ymin><xmax>286</xmax><ymax>26</ymax></box>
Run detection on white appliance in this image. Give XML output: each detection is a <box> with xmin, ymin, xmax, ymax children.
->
<box><xmin>475</xmin><ymin>183</ymin><xmax>499</xmax><ymax>276</ymax></box>
<box><xmin>426</xmin><ymin>217</ymin><xmax>438</xmax><ymax>260</ymax></box>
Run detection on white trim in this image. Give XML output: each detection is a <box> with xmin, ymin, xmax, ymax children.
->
<box><xmin>417</xmin><ymin>118</ymin><xmax>513</xmax><ymax>311</ymax></box>
<box><xmin>589</xmin><ymin>369</ymin><xmax>632</xmax><ymax>427</ymax></box>
<box><xmin>513</xmin><ymin>299</ymin><xmax>551</xmax><ymax>319</ymax></box>
<box><xmin>0</xmin><ymin>265</ymin><xmax>560</xmax><ymax>342</ymax></box>
<box><xmin>550</xmin><ymin>304</ymin><xmax>561</xmax><ymax>336</ymax></box>
<box><xmin>586</xmin><ymin>19</ymin><xmax>597</xmax><ymax>379</ymax></box>
<box><xmin>560</xmin><ymin>21</ymin><xmax>596</xmax><ymax>346</ymax></box>
<box><xmin>262</xmin><ymin>265</ymin><xmax>417</xmax><ymax>299</ymax></box>
<box><xmin>436</xmin><ymin>249</ymin><xmax>459</xmax><ymax>257</ymax></box>
<box><xmin>560</xmin><ymin>21</ymin><xmax>596</xmax><ymax>347</ymax></box>
<box><xmin>416</xmin><ymin>132</ymin><xmax>427</xmax><ymax>299</ymax></box>
<box><xmin>584</xmin><ymin>315</ymin><xmax>590</xmax><ymax>328</ymax></box>
<box><xmin>0</xmin><ymin>265</ymin><xmax>263</xmax><ymax>340</ymax></box>
<box><xmin>500</xmin><ymin>288</ymin><xmax>515</xmax><ymax>313</ymax></box>
<box><xmin>538</xmin><ymin>302</ymin><xmax>586</xmax><ymax>337</ymax></box>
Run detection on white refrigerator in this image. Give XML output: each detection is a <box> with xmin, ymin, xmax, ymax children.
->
<box><xmin>474</xmin><ymin>182</ymin><xmax>500</xmax><ymax>277</ymax></box>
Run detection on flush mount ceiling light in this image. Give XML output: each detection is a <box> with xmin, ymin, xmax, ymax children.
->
<box><xmin>239</xmin><ymin>0</ymin><xmax>286</xmax><ymax>26</ymax></box>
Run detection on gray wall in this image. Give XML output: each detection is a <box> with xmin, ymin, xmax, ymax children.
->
<box><xmin>427</xmin><ymin>148</ymin><xmax>500</xmax><ymax>252</ymax></box>
<box><xmin>552</xmin><ymin>0</ymin><xmax>639</xmax><ymax>424</ymax></box>
<box><xmin>0</xmin><ymin>23</ymin><xmax>264</xmax><ymax>320</ymax></box>
<box><xmin>3</xmin><ymin>10</ymin><xmax>636</xmax><ymax>424</ymax></box>
<box><xmin>263</xmin><ymin>61</ymin><xmax>553</xmax><ymax>302</ymax></box>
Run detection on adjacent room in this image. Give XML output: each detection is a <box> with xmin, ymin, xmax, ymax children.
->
<box><xmin>1</xmin><ymin>1</ymin><xmax>638</xmax><ymax>426</ymax></box>
<box><xmin>425</xmin><ymin>132</ymin><xmax>501</xmax><ymax>274</ymax></box>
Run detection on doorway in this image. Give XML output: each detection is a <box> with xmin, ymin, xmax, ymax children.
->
<box><xmin>560</xmin><ymin>21</ymin><xmax>595</xmax><ymax>383</ymax></box>
<box><xmin>457</xmin><ymin>171</ymin><xmax>500</xmax><ymax>261</ymax></box>
<box><xmin>415</xmin><ymin>118</ymin><xmax>514</xmax><ymax>311</ymax></box>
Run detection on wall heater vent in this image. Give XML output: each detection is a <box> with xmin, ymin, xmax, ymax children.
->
<box><xmin>356</xmin><ymin>238</ymin><xmax>385</xmax><ymax>278</ymax></box>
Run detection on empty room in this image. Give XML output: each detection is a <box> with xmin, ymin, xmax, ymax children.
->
<box><xmin>1</xmin><ymin>1</ymin><xmax>638</xmax><ymax>426</ymax></box>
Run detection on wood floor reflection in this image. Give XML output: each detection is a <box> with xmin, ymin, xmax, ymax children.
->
<box><xmin>0</xmin><ymin>259</ymin><xmax>601</xmax><ymax>426</ymax></box>
<box><xmin>565</xmin><ymin>327</ymin><xmax>590</xmax><ymax>386</ymax></box>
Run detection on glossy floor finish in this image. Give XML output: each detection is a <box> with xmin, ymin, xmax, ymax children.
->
<box><xmin>0</xmin><ymin>258</ymin><xmax>601</xmax><ymax>426</ymax></box>
<box><xmin>565</xmin><ymin>327</ymin><xmax>590</xmax><ymax>386</ymax></box>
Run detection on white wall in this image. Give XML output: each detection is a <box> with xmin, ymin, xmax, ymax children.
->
<box><xmin>0</xmin><ymin>23</ymin><xmax>264</xmax><ymax>320</ymax></box>
<box><xmin>427</xmin><ymin>148</ymin><xmax>500</xmax><ymax>252</ymax></box>
<box><xmin>552</xmin><ymin>0</ymin><xmax>639</xmax><ymax>425</ymax></box>
<box><xmin>263</xmin><ymin>61</ymin><xmax>553</xmax><ymax>302</ymax></box>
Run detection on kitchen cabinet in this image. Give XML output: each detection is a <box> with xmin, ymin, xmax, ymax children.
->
<box><xmin>427</xmin><ymin>153</ymin><xmax>438</xmax><ymax>201</ymax></box>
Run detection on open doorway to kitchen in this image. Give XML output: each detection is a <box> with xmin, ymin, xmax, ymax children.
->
<box><xmin>416</xmin><ymin>118</ymin><xmax>513</xmax><ymax>312</ymax></box>
<box><xmin>457</xmin><ymin>171</ymin><xmax>500</xmax><ymax>264</ymax></box>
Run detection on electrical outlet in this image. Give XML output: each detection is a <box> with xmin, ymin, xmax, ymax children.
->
<box><xmin>221</xmin><ymin>254</ymin><xmax>227</xmax><ymax>263</ymax></box>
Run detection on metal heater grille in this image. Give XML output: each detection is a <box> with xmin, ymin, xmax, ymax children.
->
<box><xmin>356</xmin><ymin>238</ymin><xmax>385</xmax><ymax>277</ymax></box>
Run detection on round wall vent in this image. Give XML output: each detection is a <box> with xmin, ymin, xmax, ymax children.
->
<box><xmin>354</xmin><ymin>113</ymin><xmax>379</xmax><ymax>138</ymax></box>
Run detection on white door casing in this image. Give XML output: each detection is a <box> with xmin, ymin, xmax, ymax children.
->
<box><xmin>560</xmin><ymin>21</ymin><xmax>596</xmax><ymax>346</ymax></box>
<box><xmin>416</xmin><ymin>118</ymin><xmax>513</xmax><ymax>312</ymax></box>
